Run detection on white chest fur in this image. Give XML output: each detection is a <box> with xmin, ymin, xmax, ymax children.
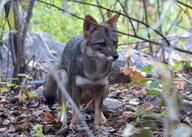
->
<box><xmin>75</xmin><ymin>75</ymin><xmax>109</xmax><ymax>87</ymax></box>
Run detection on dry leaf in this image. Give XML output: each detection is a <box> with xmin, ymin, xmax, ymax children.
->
<box><xmin>0</xmin><ymin>87</ymin><xmax>9</xmax><ymax>93</ymax></box>
<box><xmin>121</xmin><ymin>67</ymin><xmax>145</xmax><ymax>83</ymax></box>
<box><xmin>16</xmin><ymin>122</ymin><xmax>29</xmax><ymax>131</ymax></box>
<box><xmin>19</xmin><ymin>88</ymin><xmax>29</xmax><ymax>102</ymax></box>
<box><xmin>44</xmin><ymin>111</ymin><xmax>54</xmax><ymax>123</ymax></box>
<box><xmin>129</xmin><ymin>98</ymin><xmax>140</xmax><ymax>105</ymax></box>
<box><xmin>143</xmin><ymin>103</ymin><xmax>153</xmax><ymax>110</ymax></box>
<box><xmin>174</xmin><ymin>80</ymin><xmax>185</xmax><ymax>90</ymax></box>
<box><xmin>121</xmin><ymin>111</ymin><xmax>133</xmax><ymax>120</ymax></box>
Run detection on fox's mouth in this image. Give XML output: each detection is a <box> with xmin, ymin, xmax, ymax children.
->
<box><xmin>85</xmin><ymin>47</ymin><xmax>115</xmax><ymax>61</ymax></box>
<box><xmin>95</xmin><ymin>52</ymin><xmax>116</xmax><ymax>61</ymax></box>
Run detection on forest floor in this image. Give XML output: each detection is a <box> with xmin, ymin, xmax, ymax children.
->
<box><xmin>1</xmin><ymin>32</ymin><xmax>192</xmax><ymax>137</ymax></box>
<box><xmin>0</xmin><ymin>77</ymin><xmax>192</xmax><ymax>137</ymax></box>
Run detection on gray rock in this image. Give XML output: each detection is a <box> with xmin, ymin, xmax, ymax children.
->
<box><xmin>103</xmin><ymin>98</ymin><xmax>123</xmax><ymax>113</ymax></box>
<box><xmin>1</xmin><ymin>31</ymin><xmax>65</xmax><ymax>79</ymax></box>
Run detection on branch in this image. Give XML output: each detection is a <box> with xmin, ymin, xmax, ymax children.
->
<box><xmin>37</xmin><ymin>0</ymin><xmax>192</xmax><ymax>55</ymax></box>
<box><xmin>116</xmin><ymin>0</ymin><xmax>136</xmax><ymax>35</ymax></box>
<box><xmin>96</xmin><ymin>0</ymin><xmax>104</xmax><ymax>21</ymax></box>
<box><xmin>69</xmin><ymin>0</ymin><xmax>170</xmax><ymax>46</ymax></box>
<box><xmin>21</xmin><ymin>0</ymin><xmax>35</xmax><ymax>49</ymax></box>
<box><xmin>177</xmin><ymin>0</ymin><xmax>192</xmax><ymax>9</ymax></box>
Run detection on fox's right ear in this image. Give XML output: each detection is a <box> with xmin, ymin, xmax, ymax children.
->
<box><xmin>83</xmin><ymin>15</ymin><xmax>99</xmax><ymax>39</ymax></box>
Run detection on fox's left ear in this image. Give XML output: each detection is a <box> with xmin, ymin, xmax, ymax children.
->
<box><xmin>105</xmin><ymin>12</ymin><xmax>120</xmax><ymax>27</ymax></box>
<box><xmin>83</xmin><ymin>15</ymin><xmax>99</xmax><ymax>39</ymax></box>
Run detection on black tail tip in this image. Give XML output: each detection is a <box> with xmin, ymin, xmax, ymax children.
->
<box><xmin>43</xmin><ymin>91</ymin><xmax>56</xmax><ymax>106</ymax></box>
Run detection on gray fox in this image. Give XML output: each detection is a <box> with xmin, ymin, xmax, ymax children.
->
<box><xmin>43</xmin><ymin>13</ymin><xmax>120</xmax><ymax>128</ymax></box>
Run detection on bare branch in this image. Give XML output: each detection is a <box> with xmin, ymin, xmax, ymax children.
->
<box><xmin>37</xmin><ymin>0</ymin><xmax>192</xmax><ymax>55</ymax></box>
<box><xmin>177</xmin><ymin>0</ymin><xmax>192</xmax><ymax>9</ymax></box>
<box><xmin>69</xmin><ymin>0</ymin><xmax>170</xmax><ymax>46</ymax></box>
<box><xmin>21</xmin><ymin>0</ymin><xmax>35</xmax><ymax>49</ymax></box>
<box><xmin>116</xmin><ymin>0</ymin><xmax>136</xmax><ymax>35</ymax></box>
<box><xmin>96</xmin><ymin>0</ymin><xmax>105</xmax><ymax>21</ymax></box>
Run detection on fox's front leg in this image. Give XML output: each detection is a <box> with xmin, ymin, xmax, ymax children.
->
<box><xmin>57</xmin><ymin>69</ymin><xmax>69</xmax><ymax>127</ymax></box>
<box><xmin>93</xmin><ymin>85</ymin><xmax>108</xmax><ymax>128</ymax></box>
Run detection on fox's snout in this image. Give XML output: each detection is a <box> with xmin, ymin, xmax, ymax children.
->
<box><xmin>113</xmin><ymin>54</ymin><xmax>119</xmax><ymax>60</ymax></box>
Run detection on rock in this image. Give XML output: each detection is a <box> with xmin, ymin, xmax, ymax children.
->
<box><xmin>44</xmin><ymin>124</ymin><xmax>56</xmax><ymax>135</ymax></box>
<box><xmin>125</xmin><ymin>105</ymin><xmax>137</xmax><ymax>112</ymax></box>
<box><xmin>121</xmin><ymin>111</ymin><xmax>134</xmax><ymax>121</ymax></box>
<box><xmin>109</xmin><ymin>60</ymin><xmax>131</xmax><ymax>84</ymax></box>
<box><xmin>9</xmin><ymin>97</ymin><xmax>19</xmax><ymax>104</ymax></box>
<box><xmin>1</xmin><ymin>31</ymin><xmax>65</xmax><ymax>79</ymax></box>
<box><xmin>103</xmin><ymin>98</ymin><xmax>123</xmax><ymax>113</ymax></box>
<box><xmin>0</xmin><ymin>127</ymin><xmax>7</xmax><ymax>132</ymax></box>
<box><xmin>184</xmin><ymin>83</ymin><xmax>192</xmax><ymax>93</ymax></box>
<box><xmin>149</xmin><ymin>96</ymin><xmax>161</xmax><ymax>109</ymax></box>
<box><xmin>3</xmin><ymin>119</ymin><xmax>10</xmax><ymax>126</ymax></box>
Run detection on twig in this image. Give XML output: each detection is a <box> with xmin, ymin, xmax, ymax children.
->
<box><xmin>165</xmin><ymin>10</ymin><xmax>182</xmax><ymax>35</ymax></box>
<box><xmin>37</xmin><ymin>0</ymin><xmax>192</xmax><ymax>55</ymax></box>
<box><xmin>116</xmin><ymin>0</ymin><xmax>136</xmax><ymax>35</ymax></box>
<box><xmin>21</xmin><ymin>0</ymin><xmax>35</xmax><ymax>50</ymax></box>
<box><xmin>177</xmin><ymin>0</ymin><xmax>192</xmax><ymax>9</ymax></box>
<box><xmin>96</xmin><ymin>0</ymin><xmax>104</xmax><ymax>21</ymax></box>
<box><xmin>69</xmin><ymin>0</ymin><xmax>170</xmax><ymax>46</ymax></box>
<box><xmin>142</xmin><ymin>0</ymin><xmax>153</xmax><ymax>53</ymax></box>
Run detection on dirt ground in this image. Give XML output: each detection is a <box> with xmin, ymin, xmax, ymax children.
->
<box><xmin>0</xmin><ymin>81</ymin><xmax>192</xmax><ymax>137</ymax></box>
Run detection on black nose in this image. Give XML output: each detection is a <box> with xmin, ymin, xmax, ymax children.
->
<box><xmin>113</xmin><ymin>55</ymin><xmax>119</xmax><ymax>60</ymax></box>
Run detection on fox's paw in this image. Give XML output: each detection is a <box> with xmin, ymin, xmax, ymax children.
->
<box><xmin>101</xmin><ymin>112</ymin><xmax>107</xmax><ymax>124</ymax></box>
<box><xmin>95</xmin><ymin>125</ymin><xmax>106</xmax><ymax>130</ymax></box>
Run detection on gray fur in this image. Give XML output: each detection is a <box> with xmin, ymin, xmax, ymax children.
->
<box><xmin>44</xmin><ymin>15</ymin><xmax>120</xmax><ymax>127</ymax></box>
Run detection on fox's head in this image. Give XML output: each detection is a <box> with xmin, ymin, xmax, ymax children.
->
<box><xmin>83</xmin><ymin>12</ymin><xmax>120</xmax><ymax>61</ymax></box>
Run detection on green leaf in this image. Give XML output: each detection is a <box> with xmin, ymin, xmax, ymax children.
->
<box><xmin>149</xmin><ymin>80</ymin><xmax>160</xmax><ymax>89</ymax></box>
<box><xmin>172</xmin><ymin>61</ymin><xmax>184</xmax><ymax>71</ymax></box>
<box><xmin>32</xmin><ymin>124</ymin><xmax>44</xmax><ymax>137</ymax></box>
<box><xmin>139</xmin><ymin>78</ymin><xmax>150</xmax><ymax>84</ymax></box>
<box><xmin>160</xmin><ymin>98</ymin><xmax>166</xmax><ymax>107</ymax></box>
<box><xmin>190</xmin><ymin>61</ymin><xmax>192</xmax><ymax>67</ymax></box>
<box><xmin>143</xmin><ymin>65</ymin><xmax>152</xmax><ymax>73</ymax></box>
<box><xmin>17</xmin><ymin>73</ymin><xmax>27</xmax><ymax>77</ymax></box>
<box><xmin>148</xmin><ymin>88</ymin><xmax>161</xmax><ymax>95</ymax></box>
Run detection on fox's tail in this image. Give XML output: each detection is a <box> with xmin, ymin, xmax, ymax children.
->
<box><xmin>43</xmin><ymin>72</ymin><xmax>57</xmax><ymax>106</ymax></box>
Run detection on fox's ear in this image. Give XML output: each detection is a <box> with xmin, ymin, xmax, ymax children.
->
<box><xmin>83</xmin><ymin>15</ymin><xmax>99</xmax><ymax>39</ymax></box>
<box><xmin>106</xmin><ymin>9</ymin><xmax>113</xmax><ymax>18</ymax></box>
<box><xmin>105</xmin><ymin>12</ymin><xmax>120</xmax><ymax>27</ymax></box>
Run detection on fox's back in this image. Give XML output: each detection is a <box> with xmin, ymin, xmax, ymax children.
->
<box><xmin>59</xmin><ymin>35</ymin><xmax>84</xmax><ymax>77</ymax></box>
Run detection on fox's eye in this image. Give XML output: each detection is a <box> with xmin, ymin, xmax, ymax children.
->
<box><xmin>113</xmin><ymin>41</ymin><xmax>118</xmax><ymax>45</ymax></box>
<box><xmin>98</xmin><ymin>42</ymin><xmax>106</xmax><ymax>47</ymax></box>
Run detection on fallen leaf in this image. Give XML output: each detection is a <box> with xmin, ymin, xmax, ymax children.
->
<box><xmin>16</xmin><ymin>121</ymin><xmax>29</xmax><ymax>131</ymax></box>
<box><xmin>44</xmin><ymin>111</ymin><xmax>54</xmax><ymax>123</ymax></box>
<box><xmin>121</xmin><ymin>67</ymin><xmax>145</xmax><ymax>83</ymax></box>
<box><xmin>128</xmin><ymin>98</ymin><xmax>140</xmax><ymax>105</ymax></box>
<box><xmin>121</xmin><ymin>111</ymin><xmax>133</xmax><ymax>120</ymax></box>
<box><xmin>18</xmin><ymin>87</ymin><xmax>29</xmax><ymax>102</ymax></box>
<box><xmin>0</xmin><ymin>87</ymin><xmax>9</xmax><ymax>93</ymax></box>
<box><xmin>143</xmin><ymin>103</ymin><xmax>153</xmax><ymax>110</ymax></box>
<box><xmin>174</xmin><ymin>80</ymin><xmax>185</xmax><ymax>90</ymax></box>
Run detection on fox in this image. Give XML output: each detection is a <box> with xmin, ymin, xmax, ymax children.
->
<box><xmin>43</xmin><ymin>13</ymin><xmax>120</xmax><ymax>129</ymax></box>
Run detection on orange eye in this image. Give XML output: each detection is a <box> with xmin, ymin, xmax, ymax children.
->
<box><xmin>99</xmin><ymin>42</ymin><xmax>106</xmax><ymax>47</ymax></box>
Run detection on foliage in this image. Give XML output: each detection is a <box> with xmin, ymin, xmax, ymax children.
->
<box><xmin>0</xmin><ymin>0</ymin><xmax>192</xmax><ymax>44</ymax></box>
<box><xmin>32</xmin><ymin>124</ymin><xmax>44</xmax><ymax>137</ymax></box>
